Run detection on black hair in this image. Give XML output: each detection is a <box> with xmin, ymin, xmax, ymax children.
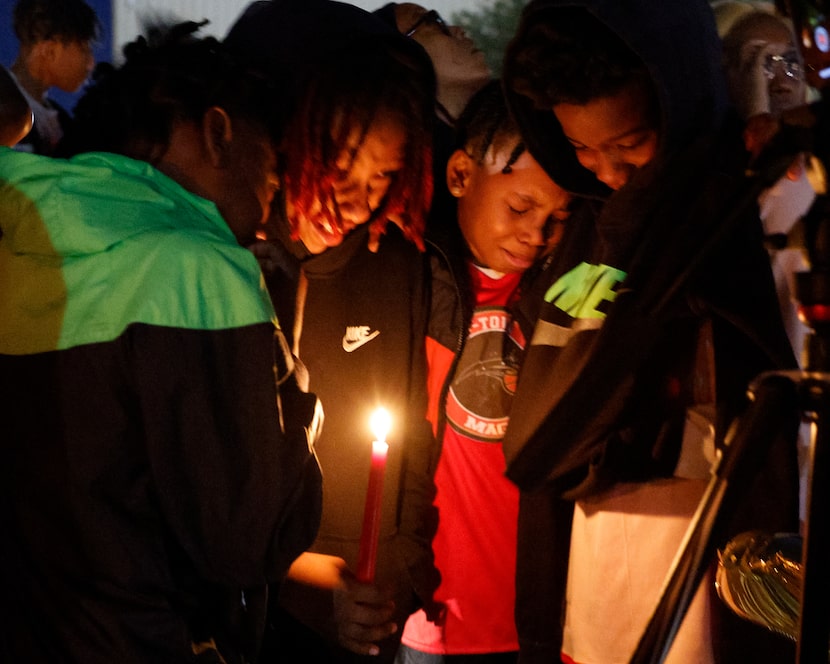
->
<box><xmin>13</xmin><ymin>0</ymin><xmax>99</xmax><ymax>45</ymax></box>
<box><xmin>506</xmin><ymin>7</ymin><xmax>654</xmax><ymax>110</ymax></box>
<box><xmin>371</xmin><ymin>2</ymin><xmax>399</xmax><ymax>29</ymax></box>
<box><xmin>455</xmin><ymin>79</ymin><xmax>525</xmax><ymax>174</ymax></box>
<box><xmin>58</xmin><ymin>21</ymin><xmax>284</xmax><ymax>164</ymax></box>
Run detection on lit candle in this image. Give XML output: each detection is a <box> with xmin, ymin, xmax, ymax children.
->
<box><xmin>356</xmin><ymin>408</ymin><xmax>391</xmax><ymax>583</ymax></box>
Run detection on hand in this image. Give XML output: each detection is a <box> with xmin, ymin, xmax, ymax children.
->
<box><xmin>280</xmin><ymin>553</ymin><xmax>398</xmax><ymax>656</ymax></box>
<box><xmin>333</xmin><ymin>569</ymin><xmax>398</xmax><ymax>656</ymax></box>
<box><xmin>734</xmin><ymin>39</ymin><xmax>773</xmax><ymax>121</ymax></box>
<box><xmin>785</xmin><ymin>152</ymin><xmax>807</xmax><ymax>182</ymax></box>
<box><xmin>247</xmin><ymin>239</ymin><xmax>284</xmax><ymax>274</ymax></box>
<box><xmin>743</xmin><ymin>113</ymin><xmax>780</xmax><ymax>160</ymax></box>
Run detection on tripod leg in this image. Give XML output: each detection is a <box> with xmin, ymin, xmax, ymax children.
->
<box><xmin>629</xmin><ymin>373</ymin><xmax>801</xmax><ymax>664</ymax></box>
<box><xmin>797</xmin><ymin>381</ymin><xmax>830</xmax><ymax>662</ymax></box>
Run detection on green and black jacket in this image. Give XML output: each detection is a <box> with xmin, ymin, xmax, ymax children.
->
<box><xmin>0</xmin><ymin>148</ymin><xmax>322</xmax><ymax>663</ymax></box>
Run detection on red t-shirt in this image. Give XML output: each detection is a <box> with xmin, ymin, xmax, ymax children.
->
<box><xmin>403</xmin><ymin>264</ymin><xmax>524</xmax><ymax>654</ymax></box>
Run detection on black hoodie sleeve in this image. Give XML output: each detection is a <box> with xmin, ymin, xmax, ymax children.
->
<box><xmin>132</xmin><ymin>322</ymin><xmax>322</xmax><ymax>587</ymax></box>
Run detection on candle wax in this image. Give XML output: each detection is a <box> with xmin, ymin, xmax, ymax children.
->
<box><xmin>356</xmin><ymin>439</ymin><xmax>388</xmax><ymax>582</ymax></box>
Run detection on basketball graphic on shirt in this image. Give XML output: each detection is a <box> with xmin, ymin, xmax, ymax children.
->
<box><xmin>445</xmin><ymin>307</ymin><xmax>526</xmax><ymax>442</ymax></box>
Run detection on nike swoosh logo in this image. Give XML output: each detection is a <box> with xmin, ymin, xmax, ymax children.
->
<box><xmin>342</xmin><ymin>330</ymin><xmax>380</xmax><ymax>353</ymax></box>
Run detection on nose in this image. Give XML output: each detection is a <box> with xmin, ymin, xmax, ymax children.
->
<box><xmin>593</xmin><ymin>151</ymin><xmax>630</xmax><ymax>191</ymax></box>
<box><xmin>770</xmin><ymin>65</ymin><xmax>791</xmax><ymax>83</ymax></box>
<box><xmin>334</xmin><ymin>180</ymin><xmax>375</xmax><ymax>226</ymax></box>
<box><xmin>517</xmin><ymin>216</ymin><xmax>547</xmax><ymax>248</ymax></box>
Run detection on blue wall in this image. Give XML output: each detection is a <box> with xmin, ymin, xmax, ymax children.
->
<box><xmin>0</xmin><ymin>0</ymin><xmax>113</xmax><ymax>112</ymax></box>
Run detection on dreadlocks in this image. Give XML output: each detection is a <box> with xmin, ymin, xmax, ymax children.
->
<box><xmin>280</xmin><ymin>34</ymin><xmax>434</xmax><ymax>250</ymax></box>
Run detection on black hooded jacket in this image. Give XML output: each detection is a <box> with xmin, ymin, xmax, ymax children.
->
<box><xmin>225</xmin><ymin>3</ymin><xmax>440</xmax><ymax>660</ymax></box>
<box><xmin>501</xmin><ymin>0</ymin><xmax>801</xmax><ymax>660</ymax></box>
<box><xmin>503</xmin><ymin>0</ymin><xmax>798</xmax><ymax>500</ymax></box>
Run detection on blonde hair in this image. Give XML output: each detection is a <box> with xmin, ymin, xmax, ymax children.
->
<box><xmin>710</xmin><ymin>0</ymin><xmax>776</xmax><ymax>37</ymax></box>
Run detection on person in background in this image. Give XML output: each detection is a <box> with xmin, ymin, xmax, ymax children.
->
<box><xmin>0</xmin><ymin>64</ymin><xmax>32</xmax><ymax>146</ymax></box>
<box><xmin>373</xmin><ymin>2</ymin><xmax>491</xmax><ymax>130</ymax></box>
<box><xmin>723</xmin><ymin>8</ymin><xmax>810</xmax><ymax>121</ymax></box>
<box><xmin>710</xmin><ymin>0</ymin><xmax>776</xmax><ymax>38</ymax></box>
<box><xmin>0</xmin><ymin>23</ymin><xmax>322</xmax><ymax>663</ymax></box>
<box><xmin>396</xmin><ymin>80</ymin><xmax>573</xmax><ymax>664</ymax></box>
<box><xmin>722</xmin><ymin>7</ymin><xmax>824</xmax><ymax>530</ymax></box>
<box><xmin>723</xmin><ymin>9</ymin><xmax>817</xmax><ymax>358</ymax></box>
<box><xmin>501</xmin><ymin>0</ymin><xmax>800</xmax><ymax>662</ymax></box>
<box><xmin>8</xmin><ymin>0</ymin><xmax>98</xmax><ymax>154</ymax></box>
<box><xmin>373</xmin><ymin>2</ymin><xmax>492</xmax><ymax>224</ymax></box>
<box><xmin>225</xmin><ymin>1</ymin><xmax>440</xmax><ymax>661</ymax></box>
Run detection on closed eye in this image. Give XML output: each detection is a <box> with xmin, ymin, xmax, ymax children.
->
<box><xmin>616</xmin><ymin>132</ymin><xmax>652</xmax><ymax>152</ymax></box>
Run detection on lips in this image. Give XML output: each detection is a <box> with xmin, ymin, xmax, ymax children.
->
<box><xmin>310</xmin><ymin>217</ymin><xmax>345</xmax><ymax>247</ymax></box>
<box><xmin>503</xmin><ymin>248</ymin><xmax>537</xmax><ymax>271</ymax></box>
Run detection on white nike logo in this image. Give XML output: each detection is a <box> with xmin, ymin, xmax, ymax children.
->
<box><xmin>342</xmin><ymin>326</ymin><xmax>380</xmax><ymax>353</ymax></box>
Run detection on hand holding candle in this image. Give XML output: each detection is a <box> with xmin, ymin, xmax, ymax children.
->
<box><xmin>356</xmin><ymin>408</ymin><xmax>391</xmax><ymax>583</ymax></box>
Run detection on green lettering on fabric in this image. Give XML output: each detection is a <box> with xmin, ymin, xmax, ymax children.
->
<box><xmin>543</xmin><ymin>262</ymin><xmax>627</xmax><ymax>319</ymax></box>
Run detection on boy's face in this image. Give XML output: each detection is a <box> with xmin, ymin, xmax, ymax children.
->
<box><xmin>553</xmin><ymin>81</ymin><xmax>658</xmax><ymax>191</ymax></box>
<box><xmin>289</xmin><ymin>116</ymin><xmax>406</xmax><ymax>254</ymax></box>
<box><xmin>214</xmin><ymin>118</ymin><xmax>281</xmax><ymax>245</ymax></box>
<box><xmin>46</xmin><ymin>39</ymin><xmax>94</xmax><ymax>93</ymax></box>
<box><xmin>450</xmin><ymin>145</ymin><xmax>571</xmax><ymax>273</ymax></box>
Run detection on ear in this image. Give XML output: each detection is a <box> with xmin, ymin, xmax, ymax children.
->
<box><xmin>446</xmin><ymin>149</ymin><xmax>474</xmax><ymax>198</ymax></box>
<box><xmin>202</xmin><ymin>106</ymin><xmax>234</xmax><ymax>168</ymax></box>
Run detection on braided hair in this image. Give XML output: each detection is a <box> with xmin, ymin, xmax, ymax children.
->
<box><xmin>455</xmin><ymin>79</ymin><xmax>526</xmax><ymax>175</ymax></box>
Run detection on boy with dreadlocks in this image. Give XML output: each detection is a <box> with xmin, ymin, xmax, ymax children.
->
<box><xmin>396</xmin><ymin>80</ymin><xmax>573</xmax><ymax>664</ymax></box>
<box><xmin>225</xmin><ymin>2</ymin><xmax>439</xmax><ymax>661</ymax></box>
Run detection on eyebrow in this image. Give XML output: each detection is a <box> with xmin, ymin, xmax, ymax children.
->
<box><xmin>565</xmin><ymin>126</ymin><xmax>653</xmax><ymax>147</ymax></box>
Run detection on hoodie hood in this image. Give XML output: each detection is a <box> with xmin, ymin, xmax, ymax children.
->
<box><xmin>0</xmin><ymin>149</ymin><xmax>274</xmax><ymax>355</ymax></box>
<box><xmin>503</xmin><ymin>0</ymin><xmax>729</xmax><ymax>198</ymax></box>
<box><xmin>499</xmin><ymin>1</ymin><xmax>797</xmax><ymax>497</ymax></box>
<box><xmin>225</xmin><ymin>0</ymin><xmax>431</xmax><ymax>101</ymax></box>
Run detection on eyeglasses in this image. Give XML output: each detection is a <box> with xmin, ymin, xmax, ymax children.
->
<box><xmin>762</xmin><ymin>52</ymin><xmax>805</xmax><ymax>80</ymax></box>
<box><xmin>404</xmin><ymin>10</ymin><xmax>452</xmax><ymax>38</ymax></box>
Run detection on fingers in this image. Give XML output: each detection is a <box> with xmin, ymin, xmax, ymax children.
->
<box><xmin>333</xmin><ymin>576</ymin><xmax>398</xmax><ymax>656</ymax></box>
<box><xmin>738</xmin><ymin>39</ymin><xmax>769</xmax><ymax>73</ymax></box>
<box><xmin>247</xmin><ymin>239</ymin><xmax>281</xmax><ymax>272</ymax></box>
<box><xmin>336</xmin><ymin>600</ymin><xmax>397</xmax><ymax>656</ymax></box>
<box><xmin>733</xmin><ymin>39</ymin><xmax>773</xmax><ymax>120</ymax></box>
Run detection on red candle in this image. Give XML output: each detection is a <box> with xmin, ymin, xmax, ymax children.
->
<box><xmin>356</xmin><ymin>408</ymin><xmax>391</xmax><ymax>583</ymax></box>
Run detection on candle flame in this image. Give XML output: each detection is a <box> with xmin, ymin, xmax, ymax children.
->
<box><xmin>370</xmin><ymin>408</ymin><xmax>391</xmax><ymax>443</ymax></box>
